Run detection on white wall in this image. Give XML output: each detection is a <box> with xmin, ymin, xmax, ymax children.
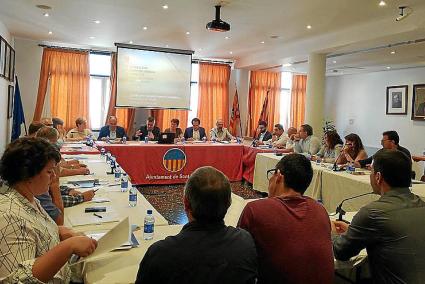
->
<box><xmin>14</xmin><ymin>38</ymin><xmax>43</xmax><ymax>125</ymax></box>
<box><xmin>325</xmin><ymin>67</ymin><xmax>425</xmax><ymax>176</ymax></box>
<box><xmin>0</xmin><ymin>21</ymin><xmax>11</xmax><ymax>153</ymax></box>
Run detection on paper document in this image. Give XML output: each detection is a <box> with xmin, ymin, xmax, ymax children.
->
<box><xmin>70</xmin><ymin>217</ymin><xmax>130</xmax><ymax>265</ymax></box>
<box><xmin>67</xmin><ymin>209</ymin><xmax>119</xmax><ymax>227</ymax></box>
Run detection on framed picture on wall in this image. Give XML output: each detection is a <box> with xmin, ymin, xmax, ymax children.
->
<box><xmin>8</xmin><ymin>85</ymin><xmax>14</xmax><ymax>119</ymax></box>
<box><xmin>0</xmin><ymin>37</ymin><xmax>5</xmax><ymax>78</ymax></box>
<box><xmin>386</xmin><ymin>85</ymin><xmax>408</xmax><ymax>115</ymax></box>
<box><xmin>4</xmin><ymin>42</ymin><xmax>10</xmax><ymax>80</ymax></box>
<box><xmin>412</xmin><ymin>84</ymin><xmax>425</xmax><ymax>121</ymax></box>
<box><xmin>8</xmin><ymin>46</ymin><xmax>15</xmax><ymax>82</ymax></box>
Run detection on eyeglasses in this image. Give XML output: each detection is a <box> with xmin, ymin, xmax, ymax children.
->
<box><xmin>267</xmin><ymin>168</ymin><xmax>278</xmax><ymax>180</ymax></box>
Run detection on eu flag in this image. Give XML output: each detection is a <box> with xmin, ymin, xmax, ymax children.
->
<box><xmin>11</xmin><ymin>77</ymin><xmax>26</xmax><ymax>141</ymax></box>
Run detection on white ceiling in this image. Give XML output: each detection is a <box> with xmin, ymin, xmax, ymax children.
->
<box><xmin>1</xmin><ymin>0</ymin><xmax>425</xmax><ymax>75</ymax></box>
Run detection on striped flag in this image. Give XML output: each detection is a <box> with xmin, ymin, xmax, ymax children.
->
<box><xmin>258</xmin><ymin>89</ymin><xmax>270</xmax><ymax>124</ymax></box>
<box><xmin>229</xmin><ymin>89</ymin><xmax>242</xmax><ymax>136</ymax></box>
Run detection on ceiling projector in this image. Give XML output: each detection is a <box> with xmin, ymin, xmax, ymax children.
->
<box><xmin>206</xmin><ymin>5</ymin><xmax>230</xmax><ymax>32</ymax></box>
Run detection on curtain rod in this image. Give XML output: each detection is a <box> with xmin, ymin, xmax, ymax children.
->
<box><xmin>38</xmin><ymin>44</ymin><xmax>112</xmax><ymax>55</ymax></box>
<box><xmin>192</xmin><ymin>59</ymin><xmax>233</xmax><ymax>65</ymax></box>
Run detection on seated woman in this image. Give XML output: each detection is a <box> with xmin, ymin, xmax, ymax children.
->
<box><xmin>164</xmin><ymin>118</ymin><xmax>184</xmax><ymax>141</ymax></box>
<box><xmin>313</xmin><ymin>131</ymin><xmax>343</xmax><ymax>163</ymax></box>
<box><xmin>336</xmin><ymin>133</ymin><xmax>368</xmax><ymax>165</ymax></box>
<box><xmin>52</xmin><ymin>117</ymin><xmax>67</xmax><ymax>142</ymax></box>
<box><xmin>0</xmin><ymin>137</ymin><xmax>97</xmax><ymax>283</ymax></box>
<box><xmin>66</xmin><ymin>117</ymin><xmax>92</xmax><ymax>141</ymax></box>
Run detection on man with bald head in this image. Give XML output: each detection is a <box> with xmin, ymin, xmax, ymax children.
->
<box><xmin>210</xmin><ymin>119</ymin><xmax>234</xmax><ymax>142</ymax></box>
<box><xmin>98</xmin><ymin>116</ymin><xmax>128</xmax><ymax>141</ymax></box>
<box><xmin>136</xmin><ymin>166</ymin><xmax>258</xmax><ymax>284</ymax></box>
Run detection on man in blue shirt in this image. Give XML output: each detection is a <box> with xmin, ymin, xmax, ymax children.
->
<box><xmin>98</xmin><ymin>116</ymin><xmax>128</xmax><ymax>141</ymax></box>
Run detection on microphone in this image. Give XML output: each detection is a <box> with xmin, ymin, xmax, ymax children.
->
<box><xmin>335</xmin><ymin>192</ymin><xmax>374</xmax><ymax>222</ymax></box>
<box><xmin>333</xmin><ymin>144</ymin><xmax>347</xmax><ymax>171</ymax></box>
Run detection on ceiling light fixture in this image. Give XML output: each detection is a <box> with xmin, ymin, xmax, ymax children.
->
<box><xmin>379</xmin><ymin>1</ymin><xmax>386</xmax><ymax>7</ymax></box>
<box><xmin>143</xmin><ymin>26</ymin><xmax>148</xmax><ymax>30</ymax></box>
<box><xmin>386</xmin><ymin>66</ymin><xmax>391</xmax><ymax>69</ymax></box>
<box><xmin>332</xmin><ymin>60</ymin><xmax>337</xmax><ymax>64</ymax></box>
<box><xmin>94</xmin><ymin>20</ymin><xmax>101</xmax><ymax>24</ymax></box>
<box><xmin>206</xmin><ymin>5</ymin><xmax>230</xmax><ymax>32</ymax></box>
<box><xmin>390</xmin><ymin>50</ymin><xmax>396</xmax><ymax>54</ymax></box>
<box><xmin>43</xmin><ymin>12</ymin><xmax>49</xmax><ymax>17</ymax></box>
<box><xmin>306</xmin><ymin>25</ymin><xmax>312</xmax><ymax>29</ymax></box>
<box><xmin>282</xmin><ymin>63</ymin><xmax>292</xmax><ymax>67</ymax></box>
<box><xmin>225</xmin><ymin>36</ymin><xmax>230</xmax><ymax>39</ymax></box>
<box><xmin>162</xmin><ymin>4</ymin><xmax>168</xmax><ymax>9</ymax></box>
<box><xmin>229</xmin><ymin>51</ymin><xmax>233</xmax><ymax>54</ymax></box>
<box><xmin>186</xmin><ymin>31</ymin><xmax>190</xmax><ymax>35</ymax></box>
<box><xmin>89</xmin><ymin>36</ymin><xmax>95</xmax><ymax>39</ymax></box>
<box><xmin>48</xmin><ymin>31</ymin><xmax>53</xmax><ymax>35</ymax></box>
<box><xmin>129</xmin><ymin>41</ymin><xmax>133</xmax><ymax>44</ymax></box>
<box><xmin>260</xmin><ymin>41</ymin><xmax>265</xmax><ymax>44</ymax></box>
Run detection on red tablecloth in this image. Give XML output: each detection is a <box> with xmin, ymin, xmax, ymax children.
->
<box><xmin>98</xmin><ymin>142</ymin><xmax>244</xmax><ymax>185</ymax></box>
<box><xmin>242</xmin><ymin>146</ymin><xmax>283</xmax><ymax>184</ymax></box>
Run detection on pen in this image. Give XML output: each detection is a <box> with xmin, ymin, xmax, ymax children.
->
<box><xmin>93</xmin><ymin>213</ymin><xmax>103</xmax><ymax>218</ymax></box>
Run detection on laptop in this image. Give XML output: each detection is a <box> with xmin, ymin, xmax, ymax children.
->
<box><xmin>158</xmin><ymin>132</ymin><xmax>176</xmax><ymax>144</ymax></box>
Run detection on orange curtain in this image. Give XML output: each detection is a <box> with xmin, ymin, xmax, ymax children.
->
<box><xmin>106</xmin><ymin>53</ymin><xmax>135</xmax><ymax>136</ymax></box>
<box><xmin>247</xmin><ymin>71</ymin><xmax>281</xmax><ymax>137</ymax></box>
<box><xmin>151</xmin><ymin>109</ymin><xmax>188</xmax><ymax>131</ymax></box>
<box><xmin>290</xmin><ymin>74</ymin><xmax>307</xmax><ymax>129</ymax></box>
<box><xmin>197</xmin><ymin>63</ymin><xmax>230</xmax><ymax>135</ymax></box>
<box><xmin>34</xmin><ymin>48</ymin><xmax>90</xmax><ymax>130</ymax></box>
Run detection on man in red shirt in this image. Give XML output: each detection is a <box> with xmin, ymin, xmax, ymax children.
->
<box><xmin>238</xmin><ymin>154</ymin><xmax>334</xmax><ymax>284</ymax></box>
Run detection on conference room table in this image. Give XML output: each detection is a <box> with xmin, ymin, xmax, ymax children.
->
<box><xmin>61</xmin><ymin>143</ymin><xmax>100</xmax><ymax>155</ymax></box>
<box><xmin>97</xmin><ymin>141</ymin><xmax>275</xmax><ymax>185</ymax></box>
<box><xmin>253</xmin><ymin>153</ymin><xmax>425</xmax><ymax>213</ymax></box>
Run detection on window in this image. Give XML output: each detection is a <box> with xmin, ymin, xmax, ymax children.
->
<box><xmin>280</xmin><ymin>72</ymin><xmax>292</xmax><ymax>130</ymax></box>
<box><xmin>188</xmin><ymin>62</ymin><xmax>199</xmax><ymax>123</ymax></box>
<box><xmin>89</xmin><ymin>53</ymin><xmax>111</xmax><ymax>129</ymax></box>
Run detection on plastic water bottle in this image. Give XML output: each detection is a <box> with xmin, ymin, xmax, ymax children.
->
<box><xmin>114</xmin><ymin>165</ymin><xmax>122</xmax><ymax>181</ymax></box>
<box><xmin>106</xmin><ymin>136</ymin><xmax>110</xmax><ymax>144</ymax></box>
<box><xmin>202</xmin><ymin>136</ymin><xmax>207</xmax><ymax>143</ymax></box>
<box><xmin>122</xmin><ymin>136</ymin><xmax>127</xmax><ymax>144</ymax></box>
<box><xmin>181</xmin><ymin>137</ymin><xmax>185</xmax><ymax>144</ymax></box>
<box><xmin>110</xmin><ymin>156</ymin><xmax>116</xmax><ymax>171</ymax></box>
<box><xmin>100</xmin><ymin>148</ymin><xmax>106</xmax><ymax>156</ymax></box>
<box><xmin>129</xmin><ymin>186</ymin><xmax>138</xmax><ymax>207</ymax></box>
<box><xmin>144</xmin><ymin>137</ymin><xmax>149</xmax><ymax>143</ymax></box>
<box><xmin>143</xmin><ymin>210</ymin><xmax>155</xmax><ymax>240</ymax></box>
<box><xmin>120</xmin><ymin>173</ymin><xmax>129</xmax><ymax>192</ymax></box>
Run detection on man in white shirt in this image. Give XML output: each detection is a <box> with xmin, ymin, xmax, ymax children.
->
<box><xmin>292</xmin><ymin>124</ymin><xmax>321</xmax><ymax>156</ymax></box>
<box><xmin>210</xmin><ymin>119</ymin><xmax>234</xmax><ymax>142</ymax></box>
<box><xmin>269</xmin><ymin>124</ymin><xmax>288</xmax><ymax>147</ymax></box>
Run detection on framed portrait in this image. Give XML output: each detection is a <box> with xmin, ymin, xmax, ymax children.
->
<box><xmin>0</xmin><ymin>37</ymin><xmax>5</xmax><ymax>78</ymax></box>
<box><xmin>8</xmin><ymin>47</ymin><xmax>15</xmax><ymax>82</ymax></box>
<box><xmin>4</xmin><ymin>42</ymin><xmax>10</xmax><ymax>80</ymax></box>
<box><xmin>8</xmin><ymin>85</ymin><xmax>14</xmax><ymax>119</ymax></box>
<box><xmin>386</xmin><ymin>85</ymin><xmax>408</xmax><ymax>115</ymax></box>
<box><xmin>412</xmin><ymin>84</ymin><xmax>425</xmax><ymax>121</ymax></box>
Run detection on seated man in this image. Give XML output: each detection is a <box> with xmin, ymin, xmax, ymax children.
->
<box><xmin>134</xmin><ymin>116</ymin><xmax>161</xmax><ymax>141</ymax></box>
<box><xmin>66</xmin><ymin>117</ymin><xmax>92</xmax><ymax>141</ymax></box>
<box><xmin>290</xmin><ymin>124</ymin><xmax>321</xmax><ymax>156</ymax></box>
<box><xmin>238</xmin><ymin>154</ymin><xmax>334</xmax><ymax>283</ymax></box>
<box><xmin>254</xmin><ymin>120</ymin><xmax>272</xmax><ymax>144</ymax></box>
<box><xmin>332</xmin><ymin>149</ymin><xmax>425</xmax><ymax>283</ymax></box>
<box><xmin>136</xmin><ymin>166</ymin><xmax>258</xmax><ymax>284</ymax></box>
<box><xmin>184</xmin><ymin>117</ymin><xmax>207</xmax><ymax>141</ymax></box>
<box><xmin>52</xmin><ymin>117</ymin><xmax>66</xmax><ymax>141</ymax></box>
<box><xmin>357</xmin><ymin>130</ymin><xmax>411</xmax><ymax>168</ymax></box>
<box><xmin>269</xmin><ymin>124</ymin><xmax>288</xmax><ymax>148</ymax></box>
<box><xmin>27</xmin><ymin>122</ymin><xmax>45</xmax><ymax>137</ymax></box>
<box><xmin>210</xmin><ymin>119</ymin><xmax>234</xmax><ymax>142</ymax></box>
<box><xmin>98</xmin><ymin>115</ymin><xmax>128</xmax><ymax>141</ymax></box>
<box><xmin>278</xmin><ymin>126</ymin><xmax>297</xmax><ymax>150</ymax></box>
<box><xmin>36</xmin><ymin>127</ymin><xmax>95</xmax><ymax>208</ymax></box>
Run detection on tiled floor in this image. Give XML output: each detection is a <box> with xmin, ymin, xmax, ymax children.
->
<box><xmin>139</xmin><ymin>181</ymin><xmax>264</xmax><ymax>225</ymax></box>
